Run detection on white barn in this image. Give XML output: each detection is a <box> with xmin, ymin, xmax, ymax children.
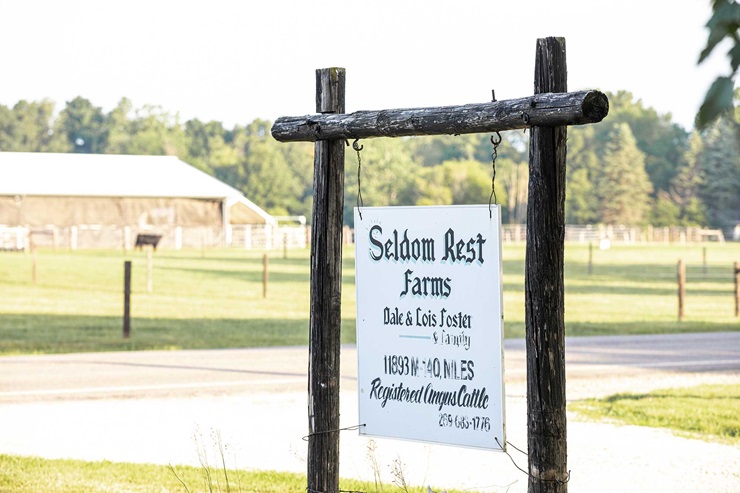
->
<box><xmin>0</xmin><ymin>152</ymin><xmax>297</xmax><ymax>250</ymax></box>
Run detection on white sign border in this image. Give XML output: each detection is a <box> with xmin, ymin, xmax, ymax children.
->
<box><xmin>354</xmin><ymin>204</ymin><xmax>506</xmax><ymax>451</ymax></box>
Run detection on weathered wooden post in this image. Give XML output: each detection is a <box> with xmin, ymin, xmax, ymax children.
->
<box><xmin>307</xmin><ymin>67</ymin><xmax>345</xmax><ymax>493</ymax></box>
<box><xmin>733</xmin><ymin>261</ymin><xmax>739</xmax><ymax>317</ymax></box>
<box><xmin>526</xmin><ymin>37</ymin><xmax>569</xmax><ymax>492</ymax></box>
<box><xmin>262</xmin><ymin>253</ymin><xmax>269</xmax><ymax>299</ymax></box>
<box><xmin>678</xmin><ymin>259</ymin><xmax>686</xmax><ymax>321</ymax></box>
<box><xmin>146</xmin><ymin>246</ymin><xmax>153</xmax><ymax>293</ymax></box>
<box><xmin>123</xmin><ymin>260</ymin><xmax>131</xmax><ymax>338</ymax></box>
<box><xmin>31</xmin><ymin>242</ymin><xmax>38</xmax><ymax>285</ymax></box>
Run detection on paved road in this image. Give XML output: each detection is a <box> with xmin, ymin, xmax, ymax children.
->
<box><xmin>2</xmin><ymin>332</ymin><xmax>739</xmax><ymax>403</ymax></box>
<box><xmin>1</xmin><ymin>332</ymin><xmax>739</xmax><ymax>493</ymax></box>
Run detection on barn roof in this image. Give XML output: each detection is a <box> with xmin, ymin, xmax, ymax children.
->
<box><xmin>0</xmin><ymin>152</ymin><xmax>275</xmax><ymax>224</ymax></box>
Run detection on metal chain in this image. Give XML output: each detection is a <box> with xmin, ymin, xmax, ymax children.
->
<box><xmin>352</xmin><ymin>139</ymin><xmax>364</xmax><ymax>220</ymax></box>
<box><xmin>489</xmin><ymin>131</ymin><xmax>502</xmax><ymax>218</ymax></box>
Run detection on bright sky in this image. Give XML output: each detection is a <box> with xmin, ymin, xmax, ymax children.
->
<box><xmin>0</xmin><ymin>0</ymin><xmax>735</xmax><ymax>131</ymax></box>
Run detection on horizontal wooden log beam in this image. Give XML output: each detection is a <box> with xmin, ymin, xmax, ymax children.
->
<box><xmin>271</xmin><ymin>90</ymin><xmax>608</xmax><ymax>142</ymax></box>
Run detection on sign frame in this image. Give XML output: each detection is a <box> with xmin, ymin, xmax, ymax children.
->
<box><xmin>354</xmin><ymin>204</ymin><xmax>506</xmax><ymax>450</ymax></box>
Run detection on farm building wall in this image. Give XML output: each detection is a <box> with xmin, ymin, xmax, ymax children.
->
<box><xmin>0</xmin><ymin>196</ymin><xmax>222</xmax><ymax>228</ymax></box>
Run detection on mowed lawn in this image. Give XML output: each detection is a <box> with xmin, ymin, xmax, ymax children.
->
<box><xmin>0</xmin><ymin>242</ymin><xmax>737</xmax><ymax>354</ymax></box>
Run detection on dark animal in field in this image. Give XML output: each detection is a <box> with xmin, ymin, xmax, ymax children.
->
<box><xmin>134</xmin><ymin>233</ymin><xmax>162</xmax><ymax>250</ymax></box>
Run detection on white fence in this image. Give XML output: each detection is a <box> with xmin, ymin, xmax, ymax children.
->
<box><xmin>500</xmin><ymin>224</ymin><xmax>726</xmax><ymax>244</ymax></box>
<box><xmin>0</xmin><ymin>226</ymin><xmax>27</xmax><ymax>250</ymax></box>
<box><xmin>0</xmin><ymin>223</ymin><xmax>729</xmax><ymax>251</ymax></box>
<box><xmin>229</xmin><ymin>224</ymin><xmax>308</xmax><ymax>250</ymax></box>
<box><xmin>0</xmin><ymin>224</ymin><xmax>309</xmax><ymax>251</ymax></box>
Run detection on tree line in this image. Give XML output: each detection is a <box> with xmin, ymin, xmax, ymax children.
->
<box><xmin>1</xmin><ymin>91</ymin><xmax>738</xmax><ymax>230</ymax></box>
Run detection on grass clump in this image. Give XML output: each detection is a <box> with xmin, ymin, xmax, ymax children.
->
<box><xmin>570</xmin><ymin>383</ymin><xmax>740</xmax><ymax>445</ymax></box>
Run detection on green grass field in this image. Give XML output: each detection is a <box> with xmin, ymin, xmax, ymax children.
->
<box><xmin>0</xmin><ymin>242</ymin><xmax>737</xmax><ymax>354</ymax></box>
<box><xmin>570</xmin><ymin>383</ymin><xmax>740</xmax><ymax>445</ymax></box>
<box><xmin>0</xmin><ymin>454</ymin><xmax>468</xmax><ymax>493</ymax></box>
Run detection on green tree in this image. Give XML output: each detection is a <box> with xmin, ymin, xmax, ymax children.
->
<box><xmin>104</xmin><ymin>98</ymin><xmax>134</xmax><ymax>155</ymax></box>
<box><xmin>650</xmin><ymin>191</ymin><xmax>682</xmax><ymax>226</ymax></box>
<box><xmin>184</xmin><ymin>119</ymin><xmax>238</xmax><ymax>172</ymax></box>
<box><xmin>105</xmin><ymin>100</ymin><xmax>187</xmax><ymax>158</ymax></box>
<box><xmin>59</xmin><ymin>96</ymin><xmax>108</xmax><ymax>153</ymax></box>
<box><xmin>565</xmin><ymin>126</ymin><xmax>599</xmax><ymax>224</ymax></box>
<box><xmin>595</xmin><ymin>123</ymin><xmax>653</xmax><ymax>224</ymax></box>
<box><xmin>0</xmin><ymin>100</ymin><xmax>69</xmax><ymax>152</ymax></box>
<box><xmin>594</xmin><ymin>91</ymin><xmax>689</xmax><ymax>193</ymax></box>
<box><xmin>697</xmin><ymin>0</ymin><xmax>740</xmax><ymax>128</ymax></box>
<box><xmin>396</xmin><ymin>159</ymin><xmax>505</xmax><ymax>218</ymax></box>
<box><xmin>667</xmin><ymin>132</ymin><xmax>707</xmax><ymax>225</ymax></box>
<box><xmin>696</xmin><ymin>115</ymin><xmax>740</xmax><ymax>228</ymax></box>
<box><xmin>435</xmin><ymin>159</ymin><xmax>493</xmax><ymax>205</ymax></box>
<box><xmin>344</xmin><ymin>138</ymin><xmax>419</xmax><ymax>226</ymax></box>
<box><xmin>410</xmin><ymin>135</ymin><xmax>479</xmax><ymax>166</ymax></box>
<box><xmin>278</xmin><ymin>140</ymin><xmax>315</xmax><ymax>219</ymax></box>
<box><xmin>127</xmin><ymin>105</ymin><xmax>187</xmax><ymax>156</ymax></box>
<box><xmin>494</xmin><ymin>157</ymin><xmax>526</xmax><ymax>224</ymax></box>
<box><xmin>222</xmin><ymin>120</ymin><xmax>309</xmax><ymax>217</ymax></box>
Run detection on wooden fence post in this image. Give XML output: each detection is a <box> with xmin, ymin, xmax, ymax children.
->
<box><xmin>678</xmin><ymin>259</ymin><xmax>686</xmax><ymax>321</ymax></box>
<box><xmin>307</xmin><ymin>67</ymin><xmax>345</xmax><ymax>493</ymax></box>
<box><xmin>703</xmin><ymin>247</ymin><xmax>707</xmax><ymax>276</ymax></box>
<box><xmin>147</xmin><ymin>246</ymin><xmax>153</xmax><ymax>293</ymax></box>
<box><xmin>31</xmin><ymin>242</ymin><xmax>38</xmax><ymax>285</ymax></box>
<box><xmin>734</xmin><ymin>261</ymin><xmax>739</xmax><ymax>317</ymax></box>
<box><xmin>526</xmin><ymin>37</ymin><xmax>569</xmax><ymax>492</ymax></box>
<box><xmin>123</xmin><ymin>260</ymin><xmax>131</xmax><ymax>338</ymax></box>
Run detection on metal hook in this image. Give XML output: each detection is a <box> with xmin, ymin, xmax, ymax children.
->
<box><xmin>352</xmin><ymin>139</ymin><xmax>363</xmax><ymax>152</ymax></box>
<box><xmin>490</xmin><ymin>132</ymin><xmax>502</xmax><ymax>146</ymax></box>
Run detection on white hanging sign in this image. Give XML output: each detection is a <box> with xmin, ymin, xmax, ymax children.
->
<box><xmin>355</xmin><ymin>205</ymin><xmax>505</xmax><ymax>450</ymax></box>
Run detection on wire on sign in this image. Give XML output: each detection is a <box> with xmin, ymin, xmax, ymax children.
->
<box><xmin>489</xmin><ymin>131</ymin><xmax>502</xmax><ymax>218</ymax></box>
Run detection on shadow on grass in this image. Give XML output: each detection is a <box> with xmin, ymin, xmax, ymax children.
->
<box><xmin>158</xmin><ymin>265</ymin><xmax>311</xmax><ymax>284</ymax></box>
<box><xmin>566</xmin><ymin>320</ymin><xmax>737</xmax><ymax>337</ymax></box>
<box><xmin>604</xmin><ymin>392</ymin><xmax>740</xmax><ymax>402</ymax></box>
<box><xmin>0</xmin><ymin>313</ymin><xmax>358</xmax><ymax>355</ymax></box>
<box><xmin>2</xmin><ymin>314</ymin><xmax>737</xmax><ymax>356</ymax></box>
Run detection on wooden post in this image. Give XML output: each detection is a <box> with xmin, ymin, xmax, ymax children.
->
<box><xmin>702</xmin><ymin>247</ymin><xmax>707</xmax><ymax>276</ymax></box>
<box><xmin>146</xmin><ymin>246</ymin><xmax>153</xmax><ymax>293</ymax></box>
<box><xmin>31</xmin><ymin>243</ymin><xmax>37</xmax><ymax>285</ymax></box>
<box><xmin>307</xmin><ymin>67</ymin><xmax>345</xmax><ymax>493</ymax></box>
<box><xmin>678</xmin><ymin>259</ymin><xmax>686</xmax><ymax>322</ymax></box>
<box><xmin>123</xmin><ymin>260</ymin><xmax>131</xmax><ymax>338</ymax></box>
<box><xmin>526</xmin><ymin>37</ymin><xmax>569</xmax><ymax>492</ymax></box>
<box><xmin>272</xmin><ymin>90</ymin><xmax>608</xmax><ymax>141</ymax></box>
<box><xmin>734</xmin><ymin>262</ymin><xmax>739</xmax><ymax>317</ymax></box>
<box><xmin>262</xmin><ymin>253</ymin><xmax>269</xmax><ymax>298</ymax></box>
<box><xmin>588</xmin><ymin>242</ymin><xmax>593</xmax><ymax>275</ymax></box>
<box><xmin>272</xmin><ymin>50</ymin><xmax>608</xmax><ymax>493</ymax></box>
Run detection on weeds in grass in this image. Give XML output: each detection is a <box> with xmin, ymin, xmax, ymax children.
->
<box><xmin>390</xmin><ymin>458</ymin><xmax>408</xmax><ymax>492</ymax></box>
<box><xmin>169</xmin><ymin>428</ymin><xmax>241</xmax><ymax>493</ymax></box>
<box><xmin>361</xmin><ymin>439</ymin><xmax>453</xmax><ymax>493</ymax></box>
<box><xmin>366</xmin><ymin>439</ymin><xmax>383</xmax><ymax>492</ymax></box>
